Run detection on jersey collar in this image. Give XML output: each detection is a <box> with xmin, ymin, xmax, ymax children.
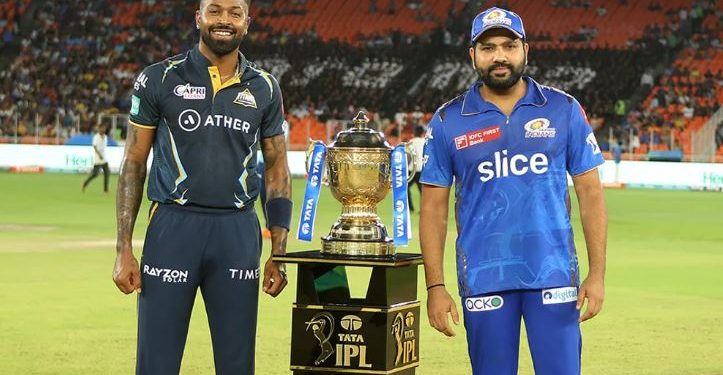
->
<box><xmin>460</xmin><ymin>76</ymin><xmax>547</xmax><ymax>116</ymax></box>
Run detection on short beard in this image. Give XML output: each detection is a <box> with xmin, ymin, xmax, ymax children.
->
<box><xmin>476</xmin><ymin>60</ymin><xmax>526</xmax><ymax>91</ymax></box>
<box><xmin>201</xmin><ymin>29</ymin><xmax>244</xmax><ymax>56</ymax></box>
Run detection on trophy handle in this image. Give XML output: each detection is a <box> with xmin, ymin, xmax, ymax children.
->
<box><xmin>305</xmin><ymin>139</ymin><xmax>329</xmax><ymax>186</ymax></box>
<box><xmin>403</xmin><ymin>142</ymin><xmax>417</xmax><ymax>182</ymax></box>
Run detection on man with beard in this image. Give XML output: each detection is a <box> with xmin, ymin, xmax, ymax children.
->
<box><xmin>419</xmin><ymin>7</ymin><xmax>607</xmax><ymax>375</ymax></box>
<box><xmin>112</xmin><ymin>1</ymin><xmax>292</xmax><ymax>374</ymax></box>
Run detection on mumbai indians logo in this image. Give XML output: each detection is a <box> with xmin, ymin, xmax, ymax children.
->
<box><xmin>586</xmin><ymin>133</ymin><xmax>601</xmax><ymax>155</ymax></box>
<box><xmin>465</xmin><ymin>295</ymin><xmax>504</xmax><ymax>312</ymax></box>
<box><xmin>524</xmin><ymin>118</ymin><xmax>556</xmax><ymax>138</ymax></box>
<box><xmin>305</xmin><ymin>312</ymin><xmax>335</xmax><ymax>365</ymax></box>
<box><xmin>392</xmin><ymin>312</ymin><xmax>417</xmax><ymax>366</ymax></box>
<box><xmin>483</xmin><ymin>10</ymin><xmax>512</xmax><ymax>26</ymax></box>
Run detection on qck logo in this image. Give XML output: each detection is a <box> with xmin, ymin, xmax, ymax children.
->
<box><xmin>586</xmin><ymin>133</ymin><xmax>601</xmax><ymax>155</ymax></box>
<box><xmin>174</xmin><ymin>84</ymin><xmax>206</xmax><ymax>100</ymax></box>
<box><xmin>478</xmin><ymin>149</ymin><xmax>549</xmax><ymax>182</ymax></box>
<box><xmin>134</xmin><ymin>72</ymin><xmax>148</xmax><ymax>90</ymax></box>
<box><xmin>524</xmin><ymin>118</ymin><xmax>556</xmax><ymax>138</ymax></box>
<box><xmin>143</xmin><ymin>264</ymin><xmax>188</xmax><ymax>283</ymax></box>
<box><xmin>542</xmin><ymin>287</ymin><xmax>578</xmax><ymax>304</ymax></box>
<box><xmin>465</xmin><ymin>295</ymin><xmax>504</xmax><ymax>312</ymax></box>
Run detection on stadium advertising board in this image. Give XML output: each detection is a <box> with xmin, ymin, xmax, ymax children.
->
<box><xmin>1</xmin><ymin>145</ymin><xmax>722</xmax><ymax>190</ymax></box>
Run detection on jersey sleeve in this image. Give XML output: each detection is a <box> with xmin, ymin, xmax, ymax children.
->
<box><xmin>128</xmin><ymin>66</ymin><xmax>161</xmax><ymax>129</ymax></box>
<box><xmin>419</xmin><ymin>111</ymin><xmax>454</xmax><ymax>187</ymax></box>
<box><xmin>260</xmin><ymin>75</ymin><xmax>285</xmax><ymax>139</ymax></box>
<box><xmin>566</xmin><ymin>99</ymin><xmax>605</xmax><ymax>176</ymax></box>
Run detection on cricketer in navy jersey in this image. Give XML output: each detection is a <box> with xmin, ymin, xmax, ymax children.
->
<box><xmin>112</xmin><ymin>1</ymin><xmax>292</xmax><ymax>374</ymax></box>
<box><xmin>419</xmin><ymin>7</ymin><xmax>607</xmax><ymax>375</ymax></box>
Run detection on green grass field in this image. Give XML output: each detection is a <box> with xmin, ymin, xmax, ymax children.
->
<box><xmin>1</xmin><ymin>173</ymin><xmax>722</xmax><ymax>374</ymax></box>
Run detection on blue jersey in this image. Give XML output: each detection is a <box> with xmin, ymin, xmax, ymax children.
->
<box><xmin>129</xmin><ymin>46</ymin><xmax>285</xmax><ymax>209</ymax></box>
<box><xmin>420</xmin><ymin>77</ymin><xmax>604</xmax><ymax>297</ymax></box>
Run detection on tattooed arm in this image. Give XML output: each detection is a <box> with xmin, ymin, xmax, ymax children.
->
<box><xmin>113</xmin><ymin>124</ymin><xmax>155</xmax><ymax>294</ymax></box>
<box><xmin>260</xmin><ymin>134</ymin><xmax>291</xmax><ymax>297</ymax></box>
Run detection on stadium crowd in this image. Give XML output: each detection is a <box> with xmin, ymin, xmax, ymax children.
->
<box><xmin>0</xmin><ymin>0</ymin><xmax>720</xmax><ymax>158</ymax></box>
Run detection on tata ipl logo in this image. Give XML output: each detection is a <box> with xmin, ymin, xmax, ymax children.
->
<box><xmin>305</xmin><ymin>312</ymin><xmax>335</xmax><ymax>365</ymax></box>
<box><xmin>392</xmin><ymin>312</ymin><xmax>417</xmax><ymax>366</ymax></box>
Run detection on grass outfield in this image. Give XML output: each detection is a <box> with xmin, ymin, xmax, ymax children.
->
<box><xmin>0</xmin><ymin>173</ymin><xmax>722</xmax><ymax>374</ymax></box>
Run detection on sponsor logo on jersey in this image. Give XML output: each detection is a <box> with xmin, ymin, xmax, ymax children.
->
<box><xmin>130</xmin><ymin>95</ymin><xmax>140</xmax><ymax>116</ymax></box>
<box><xmin>174</xmin><ymin>84</ymin><xmax>206</xmax><ymax>100</ymax></box>
<box><xmin>542</xmin><ymin>287</ymin><xmax>578</xmax><ymax>304</ymax></box>
<box><xmin>465</xmin><ymin>295</ymin><xmax>504</xmax><ymax>312</ymax></box>
<box><xmin>233</xmin><ymin>89</ymin><xmax>258</xmax><ymax>108</ymax></box>
<box><xmin>143</xmin><ymin>264</ymin><xmax>188</xmax><ymax>283</ymax></box>
<box><xmin>177</xmin><ymin>109</ymin><xmax>252</xmax><ymax>133</ymax></box>
<box><xmin>478</xmin><ymin>149</ymin><xmax>549</xmax><ymax>182</ymax></box>
<box><xmin>228</xmin><ymin>267</ymin><xmax>260</xmax><ymax>280</ymax></box>
<box><xmin>586</xmin><ymin>133</ymin><xmax>601</xmax><ymax>154</ymax></box>
<box><xmin>454</xmin><ymin>125</ymin><xmax>501</xmax><ymax>150</ymax></box>
<box><xmin>134</xmin><ymin>72</ymin><xmax>148</xmax><ymax>90</ymax></box>
<box><xmin>524</xmin><ymin>118</ymin><xmax>556</xmax><ymax>138</ymax></box>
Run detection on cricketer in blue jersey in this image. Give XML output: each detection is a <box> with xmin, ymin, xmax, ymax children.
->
<box><xmin>419</xmin><ymin>7</ymin><xmax>607</xmax><ymax>375</ymax></box>
<box><xmin>112</xmin><ymin>1</ymin><xmax>292</xmax><ymax>374</ymax></box>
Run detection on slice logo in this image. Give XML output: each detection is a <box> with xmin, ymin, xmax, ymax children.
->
<box><xmin>454</xmin><ymin>125</ymin><xmax>502</xmax><ymax>150</ymax></box>
<box><xmin>174</xmin><ymin>84</ymin><xmax>206</xmax><ymax>100</ymax></box>
<box><xmin>234</xmin><ymin>89</ymin><xmax>258</xmax><ymax>108</ymax></box>
<box><xmin>465</xmin><ymin>295</ymin><xmax>504</xmax><ymax>312</ymax></box>
<box><xmin>542</xmin><ymin>287</ymin><xmax>578</xmax><ymax>304</ymax></box>
<box><xmin>524</xmin><ymin>118</ymin><xmax>555</xmax><ymax>138</ymax></box>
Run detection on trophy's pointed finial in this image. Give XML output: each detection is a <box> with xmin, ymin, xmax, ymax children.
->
<box><xmin>352</xmin><ymin>111</ymin><xmax>370</xmax><ymax>129</ymax></box>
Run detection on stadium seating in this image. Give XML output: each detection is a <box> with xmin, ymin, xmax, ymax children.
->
<box><xmin>0</xmin><ymin>0</ymin><xmax>719</xmax><ymax>161</ymax></box>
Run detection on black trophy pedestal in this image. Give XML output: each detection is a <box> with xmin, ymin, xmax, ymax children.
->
<box><xmin>272</xmin><ymin>250</ymin><xmax>423</xmax><ymax>375</ymax></box>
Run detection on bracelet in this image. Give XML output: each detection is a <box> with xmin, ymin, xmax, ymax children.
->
<box><xmin>426</xmin><ymin>283</ymin><xmax>445</xmax><ymax>291</ymax></box>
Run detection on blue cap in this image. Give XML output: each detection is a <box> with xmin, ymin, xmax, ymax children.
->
<box><xmin>470</xmin><ymin>7</ymin><xmax>526</xmax><ymax>44</ymax></box>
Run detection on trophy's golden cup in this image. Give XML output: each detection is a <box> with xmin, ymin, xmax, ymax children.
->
<box><xmin>308</xmin><ymin>111</ymin><xmax>415</xmax><ymax>256</ymax></box>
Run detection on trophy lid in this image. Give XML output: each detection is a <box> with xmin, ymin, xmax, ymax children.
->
<box><xmin>330</xmin><ymin>111</ymin><xmax>392</xmax><ymax>149</ymax></box>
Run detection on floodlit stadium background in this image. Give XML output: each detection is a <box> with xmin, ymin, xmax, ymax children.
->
<box><xmin>0</xmin><ymin>0</ymin><xmax>722</xmax><ymax>374</ymax></box>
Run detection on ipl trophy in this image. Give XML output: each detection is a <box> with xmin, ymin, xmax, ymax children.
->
<box><xmin>274</xmin><ymin>111</ymin><xmax>423</xmax><ymax>374</ymax></box>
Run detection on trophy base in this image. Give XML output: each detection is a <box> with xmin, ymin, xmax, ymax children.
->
<box><xmin>321</xmin><ymin>238</ymin><xmax>395</xmax><ymax>256</ymax></box>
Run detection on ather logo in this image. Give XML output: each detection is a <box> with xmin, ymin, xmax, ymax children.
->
<box><xmin>478</xmin><ymin>149</ymin><xmax>549</xmax><ymax>182</ymax></box>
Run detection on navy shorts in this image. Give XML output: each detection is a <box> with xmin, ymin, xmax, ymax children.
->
<box><xmin>136</xmin><ymin>203</ymin><xmax>262</xmax><ymax>375</ymax></box>
<box><xmin>462</xmin><ymin>287</ymin><xmax>582</xmax><ymax>375</ymax></box>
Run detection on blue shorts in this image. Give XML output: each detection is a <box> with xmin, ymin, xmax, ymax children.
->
<box><xmin>462</xmin><ymin>288</ymin><xmax>581</xmax><ymax>375</ymax></box>
<box><xmin>136</xmin><ymin>203</ymin><xmax>262</xmax><ymax>375</ymax></box>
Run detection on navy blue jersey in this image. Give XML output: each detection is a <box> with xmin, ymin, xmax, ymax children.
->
<box><xmin>421</xmin><ymin>77</ymin><xmax>604</xmax><ymax>297</ymax></box>
<box><xmin>129</xmin><ymin>46</ymin><xmax>284</xmax><ymax>209</ymax></box>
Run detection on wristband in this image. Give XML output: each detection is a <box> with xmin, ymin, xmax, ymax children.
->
<box><xmin>426</xmin><ymin>283</ymin><xmax>445</xmax><ymax>291</ymax></box>
<box><xmin>265</xmin><ymin>197</ymin><xmax>293</xmax><ymax>230</ymax></box>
